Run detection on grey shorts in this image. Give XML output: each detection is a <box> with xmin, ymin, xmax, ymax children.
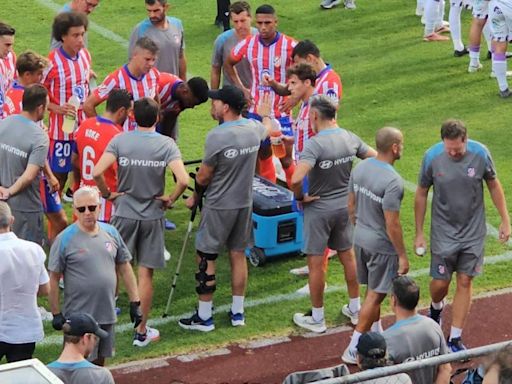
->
<box><xmin>111</xmin><ymin>216</ymin><xmax>165</xmax><ymax>269</ymax></box>
<box><xmin>303</xmin><ymin>206</ymin><xmax>353</xmax><ymax>255</ymax></box>
<box><xmin>87</xmin><ymin>324</ymin><xmax>115</xmax><ymax>361</ymax></box>
<box><xmin>195</xmin><ymin>206</ymin><xmax>253</xmax><ymax>254</ymax></box>
<box><xmin>430</xmin><ymin>239</ymin><xmax>485</xmax><ymax>280</ymax></box>
<box><xmin>355</xmin><ymin>246</ymin><xmax>398</xmax><ymax>294</ymax></box>
<box><xmin>11</xmin><ymin>210</ymin><xmax>44</xmax><ymax>245</ymax></box>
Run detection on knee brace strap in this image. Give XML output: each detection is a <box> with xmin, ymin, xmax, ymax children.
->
<box><xmin>197</xmin><ymin>250</ymin><xmax>218</xmax><ymax>261</ymax></box>
<box><xmin>196</xmin><ymin>252</ymin><xmax>217</xmax><ymax>294</ymax></box>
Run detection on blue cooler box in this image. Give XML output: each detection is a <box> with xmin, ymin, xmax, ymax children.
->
<box><xmin>246</xmin><ymin>176</ymin><xmax>304</xmax><ymax>266</ymax></box>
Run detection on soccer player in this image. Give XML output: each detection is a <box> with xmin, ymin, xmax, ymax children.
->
<box><xmin>449</xmin><ymin>1</ymin><xmax>468</xmax><ymax>56</ymax></box>
<box><xmin>489</xmin><ymin>0</ymin><xmax>512</xmax><ymax>97</ymax></box>
<box><xmin>384</xmin><ymin>277</ymin><xmax>451</xmax><ymax>384</ymax></box>
<box><xmin>467</xmin><ymin>0</ymin><xmax>493</xmax><ymax>72</ymax></box>
<box><xmin>93</xmin><ymin>98</ymin><xmax>189</xmax><ymax>347</ymax></box>
<box><xmin>224</xmin><ymin>4</ymin><xmax>297</xmax><ymax>186</ymax></box>
<box><xmin>73</xmin><ymin>89</ymin><xmax>132</xmax><ymax>223</ymax></box>
<box><xmin>211</xmin><ymin>1</ymin><xmax>256</xmax><ymax>90</ymax></box>
<box><xmin>50</xmin><ymin>0</ymin><xmax>100</xmax><ymax>50</ymax></box>
<box><xmin>129</xmin><ymin>0</ymin><xmax>186</xmax><ymax>79</ymax></box>
<box><xmin>44</xmin><ymin>12</ymin><xmax>92</xmax><ymax>195</ymax></box>
<box><xmin>0</xmin><ymin>85</ymin><xmax>50</xmax><ymax>245</ymax></box>
<box><xmin>291</xmin><ymin>94</ymin><xmax>375</xmax><ymax>334</ymax></box>
<box><xmin>178</xmin><ymin>86</ymin><xmax>270</xmax><ymax>332</ymax></box>
<box><xmin>49</xmin><ymin>186</ymin><xmax>142</xmax><ymax>366</ymax></box>
<box><xmin>342</xmin><ymin>127</ymin><xmax>408</xmax><ymax>364</ymax></box>
<box><xmin>157</xmin><ymin>72</ymin><xmax>209</xmax><ymax>140</ymax></box>
<box><xmin>0</xmin><ymin>22</ymin><xmax>16</xmax><ymax>120</ymax></box>
<box><xmin>3</xmin><ymin>51</ymin><xmax>68</xmax><ymax>242</ymax></box>
<box><xmin>84</xmin><ymin>37</ymin><xmax>160</xmax><ymax>131</ymax></box>
<box><xmin>415</xmin><ymin>119</ymin><xmax>510</xmax><ymax>352</ymax></box>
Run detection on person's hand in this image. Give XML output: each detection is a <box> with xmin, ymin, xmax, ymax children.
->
<box><xmin>57</xmin><ymin>103</ymin><xmax>77</xmax><ymax>118</ymax></box>
<box><xmin>129</xmin><ymin>301</ymin><xmax>143</xmax><ymax>328</ymax></box>
<box><xmin>155</xmin><ymin>194</ymin><xmax>175</xmax><ymax>209</ymax></box>
<box><xmin>48</xmin><ymin>175</ymin><xmax>60</xmax><ymax>194</ymax></box>
<box><xmin>257</xmin><ymin>93</ymin><xmax>272</xmax><ymax>118</ymax></box>
<box><xmin>185</xmin><ymin>195</ymin><xmax>198</xmax><ymax>210</ymax></box>
<box><xmin>301</xmin><ymin>194</ymin><xmax>320</xmax><ymax>204</ymax></box>
<box><xmin>107</xmin><ymin>191</ymin><xmax>124</xmax><ymax>201</ymax></box>
<box><xmin>262</xmin><ymin>73</ymin><xmax>275</xmax><ymax>87</ymax></box>
<box><xmin>499</xmin><ymin>220</ymin><xmax>511</xmax><ymax>243</ymax></box>
<box><xmin>414</xmin><ymin>233</ymin><xmax>427</xmax><ymax>256</ymax></box>
<box><xmin>398</xmin><ymin>256</ymin><xmax>409</xmax><ymax>275</ymax></box>
<box><xmin>52</xmin><ymin>312</ymin><xmax>66</xmax><ymax>331</ymax></box>
<box><xmin>0</xmin><ymin>186</ymin><xmax>10</xmax><ymax>200</ymax></box>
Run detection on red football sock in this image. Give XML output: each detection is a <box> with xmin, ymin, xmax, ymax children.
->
<box><xmin>283</xmin><ymin>162</ymin><xmax>296</xmax><ymax>188</ymax></box>
<box><xmin>259</xmin><ymin>156</ymin><xmax>276</xmax><ymax>183</ymax></box>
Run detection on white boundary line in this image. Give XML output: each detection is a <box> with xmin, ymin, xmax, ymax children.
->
<box><xmin>34</xmin><ymin>0</ymin><xmax>130</xmax><ymax>48</ymax></box>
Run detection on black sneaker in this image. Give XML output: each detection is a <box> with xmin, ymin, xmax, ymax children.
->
<box><xmin>454</xmin><ymin>47</ymin><xmax>469</xmax><ymax>57</ymax></box>
<box><xmin>429</xmin><ymin>304</ymin><xmax>443</xmax><ymax>325</ymax></box>
<box><xmin>178</xmin><ymin>311</ymin><xmax>215</xmax><ymax>332</ymax></box>
<box><xmin>500</xmin><ymin>88</ymin><xmax>512</xmax><ymax>98</ymax></box>
<box><xmin>62</xmin><ymin>187</ymin><xmax>73</xmax><ymax>203</ymax></box>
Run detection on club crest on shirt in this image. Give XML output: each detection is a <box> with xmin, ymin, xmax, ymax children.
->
<box><xmin>105</xmin><ymin>241</ymin><xmax>114</xmax><ymax>253</ymax></box>
<box><xmin>325</xmin><ymin>89</ymin><xmax>338</xmax><ymax>102</ymax></box>
<box><xmin>58</xmin><ymin>158</ymin><xmax>66</xmax><ymax>168</ymax></box>
<box><xmin>173</xmin><ymin>33</ymin><xmax>181</xmax><ymax>45</ymax></box>
<box><xmin>273</xmin><ymin>56</ymin><xmax>281</xmax><ymax>68</ymax></box>
<box><xmin>437</xmin><ymin>264</ymin><xmax>445</xmax><ymax>275</ymax></box>
<box><xmin>73</xmin><ymin>85</ymin><xmax>85</xmax><ymax>102</ymax></box>
<box><xmin>467</xmin><ymin>167</ymin><xmax>475</xmax><ymax>178</ymax></box>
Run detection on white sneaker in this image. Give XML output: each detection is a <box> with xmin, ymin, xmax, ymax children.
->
<box><xmin>320</xmin><ymin>0</ymin><xmax>342</xmax><ymax>9</ymax></box>
<box><xmin>293</xmin><ymin>311</ymin><xmax>326</xmax><ymax>333</ymax></box>
<box><xmin>133</xmin><ymin>326</ymin><xmax>160</xmax><ymax>347</ymax></box>
<box><xmin>341</xmin><ymin>345</ymin><xmax>358</xmax><ymax>365</ymax></box>
<box><xmin>289</xmin><ymin>265</ymin><xmax>309</xmax><ymax>276</ymax></box>
<box><xmin>344</xmin><ymin>0</ymin><xmax>356</xmax><ymax>9</ymax></box>
<box><xmin>164</xmin><ymin>248</ymin><xmax>171</xmax><ymax>261</ymax></box>
<box><xmin>341</xmin><ymin>304</ymin><xmax>359</xmax><ymax>326</ymax></box>
<box><xmin>296</xmin><ymin>282</ymin><xmax>327</xmax><ymax>295</ymax></box>
<box><xmin>468</xmin><ymin>63</ymin><xmax>483</xmax><ymax>73</ymax></box>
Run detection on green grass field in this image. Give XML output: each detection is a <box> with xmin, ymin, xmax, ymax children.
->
<box><xmin>4</xmin><ymin>0</ymin><xmax>512</xmax><ymax>365</ymax></box>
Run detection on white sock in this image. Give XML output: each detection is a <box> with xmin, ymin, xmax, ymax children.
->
<box><xmin>417</xmin><ymin>0</ymin><xmax>425</xmax><ymax>14</ymax></box>
<box><xmin>198</xmin><ymin>300</ymin><xmax>213</xmax><ymax>320</ymax></box>
<box><xmin>231</xmin><ymin>295</ymin><xmax>244</xmax><ymax>315</ymax></box>
<box><xmin>431</xmin><ymin>300</ymin><xmax>444</xmax><ymax>310</ymax></box>
<box><xmin>438</xmin><ymin>0</ymin><xmax>446</xmax><ymax>26</ymax></box>
<box><xmin>312</xmin><ymin>306</ymin><xmax>324</xmax><ymax>322</ymax></box>
<box><xmin>349</xmin><ymin>297</ymin><xmax>361</xmax><ymax>313</ymax></box>
<box><xmin>371</xmin><ymin>320</ymin><xmax>384</xmax><ymax>333</ymax></box>
<box><xmin>493</xmin><ymin>57</ymin><xmax>509</xmax><ymax>91</ymax></box>
<box><xmin>348</xmin><ymin>330</ymin><xmax>362</xmax><ymax>351</ymax></box>
<box><xmin>449</xmin><ymin>326</ymin><xmax>463</xmax><ymax>340</ymax></box>
<box><xmin>469</xmin><ymin>48</ymin><xmax>481</xmax><ymax>67</ymax></box>
<box><xmin>425</xmin><ymin>0</ymin><xmax>440</xmax><ymax>35</ymax></box>
<box><xmin>483</xmin><ymin>22</ymin><xmax>493</xmax><ymax>53</ymax></box>
<box><xmin>449</xmin><ymin>3</ymin><xmax>464</xmax><ymax>51</ymax></box>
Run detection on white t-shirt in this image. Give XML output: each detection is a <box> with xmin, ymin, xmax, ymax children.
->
<box><xmin>0</xmin><ymin>232</ymin><xmax>49</xmax><ymax>344</ymax></box>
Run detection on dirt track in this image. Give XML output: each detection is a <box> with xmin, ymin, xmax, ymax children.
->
<box><xmin>112</xmin><ymin>290</ymin><xmax>512</xmax><ymax>384</ymax></box>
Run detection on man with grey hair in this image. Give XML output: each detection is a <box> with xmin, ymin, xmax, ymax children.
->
<box><xmin>48</xmin><ymin>186</ymin><xmax>142</xmax><ymax>366</ymax></box>
<box><xmin>291</xmin><ymin>94</ymin><xmax>376</xmax><ymax>333</ymax></box>
<box><xmin>0</xmin><ymin>201</ymin><xmax>50</xmax><ymax>362</ymax></box>
<box><xmin>342</xmin><ymin>126</ymin><xmax>409</xmax><ymax>364</ymax></box>
<box><xmin>0</xmin><ymin>84</ymin><xmax>49</xmax><ymax>245</ymax></box>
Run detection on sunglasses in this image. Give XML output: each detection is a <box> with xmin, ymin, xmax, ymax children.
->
<box><xmin>75</xmin><ymin>205</ymin><xmax>98</xmax><ymax>213</ymax></box>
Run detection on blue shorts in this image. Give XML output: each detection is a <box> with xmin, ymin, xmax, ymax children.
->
<box><xmin>247</xmin><ymin>113</ymin><xmax>293</xmax><ymax>147</ymax></box>
<box><xmin>49</xmin><ymin>140</ymin><xmax>75</xmax><ymax>174</ymax></box>
<box><xmin>39</xmin><ymin>176</ymin><xmax>62</xmax><ymax>214</ymax></box>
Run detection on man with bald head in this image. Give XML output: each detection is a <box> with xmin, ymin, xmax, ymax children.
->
<box><xmin>48</xmin><ymin>186</ymin><xmax>142</xmax><ymax>366</ymax></box>
<box><xmin>342</xmin><ymin>126</ymin><xmax>409</xmax><ymax>364</ymax></box>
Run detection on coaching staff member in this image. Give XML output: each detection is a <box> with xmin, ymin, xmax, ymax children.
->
<box><xmin>179</xmin><ymin>86</ymin><xmax>270</xmax><ymax>331</ymax></box>
<box><xmin>0</xmin><ymin>201</ymin><xmax>49</xmax><ymax>362</ymax></box>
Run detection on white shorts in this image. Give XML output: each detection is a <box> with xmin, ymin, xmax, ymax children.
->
<box><xmin>473</xmin><ymin>0</ymin><xmax>489</xmax><ymax>19</ymax></box>
<box><xmin>490</xmin><ymin>0</ymin><xmax>512</xmax><ymax>42</ymax></box>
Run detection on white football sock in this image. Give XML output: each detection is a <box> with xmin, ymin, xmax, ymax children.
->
<box><xmin>425</xmin><ymin>0</ymin><xmax>440</xmax><ymax>35</ymax></box>
<box><xmin>231</xmin><ymin>295</ymin><xmax>245</xmax><ymax>315</ymax></box>
<box><xmin>449</xmin><ymin>326</ymin><xmax>463</xmax><ymax>340</ymax></box>
<box><xmin>349</xmin><ymin>297</ymin><xmax>361</xmax><ymax>313</ymax></box>
<box><xmin>469</xmin><ymin>48</ymin><xmax>481</xmax><ymax>67</ymax></box>
<box><xmin>312</xmin><ymin>306</ymin><xmax>324</xmax><ymax>322</ymax></box>
<box><xmin>371</xmin><ymin>320</ymin><xmax>384</xmax><ymax>333</ymax></box>
<box><xmin>493</xmin><ymin>56</ymin><xmax>509</xmax><ymax>91</ymax></box>
<box><xmin>348</xmin><ymin>330</ymin><xmax>362</xmax><ymax>351</ymax></box>
<box><xmin>198</xmin><ymin>300</ymin><xmax>213</xmax><ymax>320</ymax></box>
<box><xmin>449</xmin><ymin>3</ymin><xmax>464</xmax><ymax>50</ymax></box>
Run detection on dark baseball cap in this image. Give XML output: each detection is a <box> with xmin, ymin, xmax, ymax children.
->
<box><xmin>356</xmin><ymin>332</ymin><xmax>387</xmax><ymax>359</ymax></box>
<box><xmin>208</xmin><ymin>86</ymin><xmax>246</xmax><ymax>111</ymax></box>
<box><xmin>64</xmin><ymin>313</ymin><xmax>109</xmax><ymax>339</ymax></box>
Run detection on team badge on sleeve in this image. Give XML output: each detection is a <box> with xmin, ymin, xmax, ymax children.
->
<box><xmin>467</xmin><ymin>167</ymin><xmax>475</xmax><ymax>178</ymax></box>
<box><xmin>105</xmin><ymin>241</ymin><xmax>114</xmax><ymax>253</ymax></box>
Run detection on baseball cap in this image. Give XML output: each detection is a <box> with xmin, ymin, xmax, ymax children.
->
<box><xmin>208</xmin><ymin>85</ymin><xmax>246</xmax><ymax>111</ymax></box>
<box><xmin>356</xmin><ymin>332</ymin><xmax>387</xmax><ymax>359</ymax></box>
<box><xmin>64</xmin><ymin>313</ymin><xmax>109</xmax><ymax>339</ymax></box>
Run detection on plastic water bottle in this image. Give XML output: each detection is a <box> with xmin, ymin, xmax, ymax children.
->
<box><xmin>61</xmin><ymin>94</ymin><xmax>81</xmax><ymax>134</ymax></box>
<box><xmin>270</xmin><ymin>119</ymin><xmax>286</xmax><ymax>158</ymax></box>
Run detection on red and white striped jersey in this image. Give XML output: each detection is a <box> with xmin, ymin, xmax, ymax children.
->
<box><xmin>93</xmin><ymin>64</ymin><xmax>160</xmax><ymax>132</ymax></box>
<box><xmin>74</xmin><ymin>116</ymin><xmax>122</xmax><ymax>222</ymax></box>
<box><xmin>294</xmin><ymin>100</ymin><xmax>312</xmax><ymax>154</ymax></box>
<box><xmin>43</xmin><ymin>47</ymin><xmax>92</xmax><ymax>141</ymax></box>
<box><xmin>231</xmin><ymin>32</ymin><xmax>296</xmax><ymax>118</ymax></box>
<box><xmin>2</xmin><ymin>81</ymin><xmax>24</xmax><ymax>117</ymax></box>
<box><xmin>158</xmin><ymin>72</ymin><xmax>183</xmax><ymax>109</ymax></box>
<box><xmin>0</xmin><ymin>52</ymin><xmax>17</xmax><ymax>119</ymax></box>
<box><xmin>313</xmin><ymin>64</ymin><xmax>342</xmax><ymax>105</ymax></box>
